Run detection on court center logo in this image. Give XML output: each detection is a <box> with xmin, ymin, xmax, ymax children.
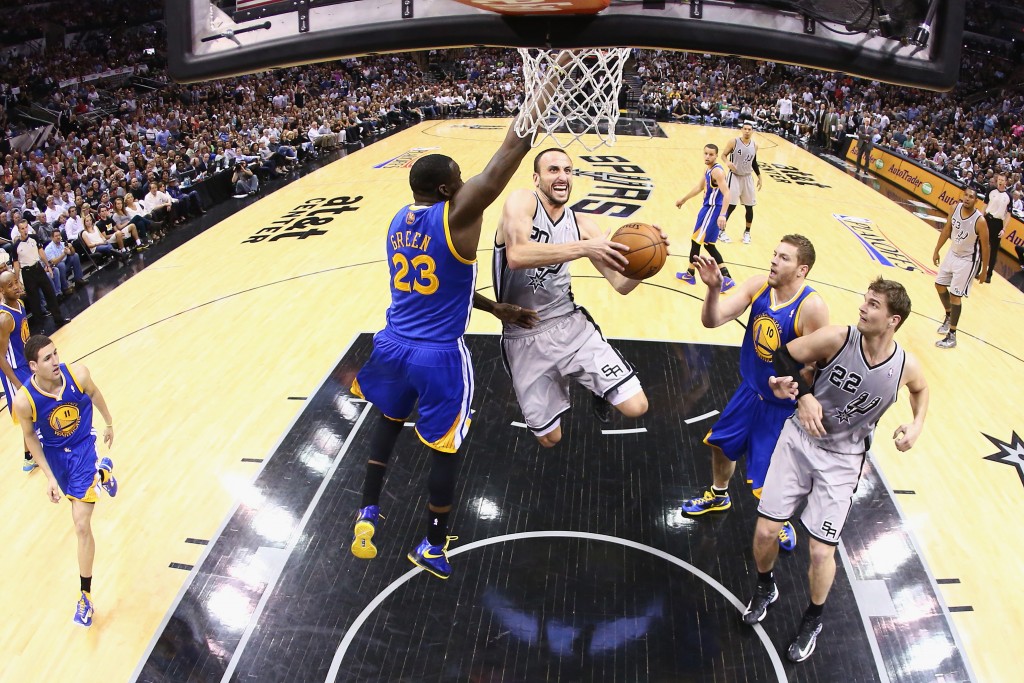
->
<box><xmin>832</xmin><ymin>214</ymin><xmax>936</xmax><ymax>274</ymax></box>
<box><xmin>49</xmin><ymin>403</ymin><xmax>81</xmax><ymax>438</ymax></box>
<box><xmin>751</xmin><ymin>313</ymin><xmax>783</xmax><ymax>362</ymax></box>
<box><xmin>373</xmin><ymin>147</ymin><xmax>440</xmax><ymax>169</ymax></box>
<box><xmin>983</xmin><ymin>432</ymin><xmax>1024</xmax><ymax>487</ymax></box>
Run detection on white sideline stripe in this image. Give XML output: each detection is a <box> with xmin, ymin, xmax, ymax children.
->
<box><xmin>404</xmin><ymin>422</ymin><xmax>415</xmax><ymax>427</ymax></box>
<box><xmin>685</xmin><ymin>410</ymin><xmax>720</xmax><ymax>424</ymax></box>
<box><xmin>219</xmin><ymin>403</ymin><xmax>373</xmax><ymax>683</ymax></box>
<box><xmin>838</xmin><ymin>542</ymin><xmax>892</xmax><ymax>683</ymax></box>
<box><xmin>324</xmin><ymin>531</ymin><xmax>787</xmax><ymax>682</ymax></box>
<box><xmin>510</xmin><ymin>421</ymin><xmax>528</xmax><ymax>429</ymax></box>
<box><xmin>601</xmin><ymin>427</ymin><xmax>647</xmax><ymax>435</ymax></box>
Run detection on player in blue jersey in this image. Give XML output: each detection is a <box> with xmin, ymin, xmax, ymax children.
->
<box><xmin>349</xmin><ymin>55</ymin><xmax>570</xmax><ymax>580</ymax></box>
<box><xmin>0</xmin><ymin>271</ymin><xmax>36</xmax><ymax>471</ymax></box>
<box><xmin>680</xmin><ymin>235</ymin><xmax>829</xmax><ymax>552</ymax></box>
<box><xmin>13</xmin><ymin>335</ymin><xmax>117</xmax><ymax>627</ymax></box>
<box><xmin>676</xmin><ymin>143</ymin><xmax>735</xmax><ymax>291</ymax></box>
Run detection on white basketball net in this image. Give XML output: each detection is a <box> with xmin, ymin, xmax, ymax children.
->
<box><xmin>516</xmin><ymin>48</ymin><xmax>631</xmax><ymax>151</ymax></box>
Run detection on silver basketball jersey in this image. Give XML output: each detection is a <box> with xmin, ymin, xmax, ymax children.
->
<box><xmin>949</xmin><ymin>203</ymin><xmax>982</xmax><ymax>258</ymax></box>
<box><xmin>493</xmin><ymin>193</ymin><xmax>579</xmax><ymax>326</ymax></box>
<box><xmin>808</xmin><ymin>326</ymin><xmax>905</xmax><ymax>454</ymax></box>
<box><xmin>731</xmin><ymin>137</ymin><xmax>756</xmax><ymax>176</ymax></box>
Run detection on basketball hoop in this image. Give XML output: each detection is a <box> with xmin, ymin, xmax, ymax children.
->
<box><xmin>516</xmin><ymin>47</ymin><xmax>631</xmax><ymax>151</ymax></box>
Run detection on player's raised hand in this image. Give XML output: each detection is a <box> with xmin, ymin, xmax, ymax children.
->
<box><xmin>584</xmin><ymin>229</ymin><xmax>630</xmax><ymax>271</ymax></box>
<box><xmin>692</xmin><ymin>255</ymin><xmax>723</xmax><ymax>289</ymax></box>
<box><xmin>893</xmin><ymin>422</ymin><xmax>921</xmax><ymax>452</ymax></box>
<box><xmin>768</xmin><ymin>375</ymin><xmax>798</xmax><ymax>401</ymax></box>
<box><xmin>796</xmin><ymin>394</ymin><xmax>827</xmax><ymax>437</ymax></box>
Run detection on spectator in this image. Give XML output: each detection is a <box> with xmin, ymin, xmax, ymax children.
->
<box><xmin>44</xmin><ymin>228</ymin><xmax>88</xmax><ymax>297</ymax></box>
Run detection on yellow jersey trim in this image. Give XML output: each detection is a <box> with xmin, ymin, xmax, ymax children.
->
<box><xmin>30</xmin><ymin>372</ymin><xmax>67</xmax><ymax>401</ymax></box>
<box><xmin>769</xmin><ymin>283</ymin><xmax>806</xmax><ymax>311</ymax></box>
<box><xmin>20</xmin><ymin>386</ymin><xmax>36</xmax><ymax>423</ymax></box>
<box><xmin>349</xmin><ymin>378</ymin><xmax>364</xmax><ymax>399</ymax></box>
<box><xmin>66</xmin><ymin>365</ymin><xmax>84</xmax><ymax>394</ymax></box>
<box><xmin>792</xmin><ymin>291</ymin><xmax>818</xmax><ymax>338</ymax></box>
<box><xmin>443</xmin><ymin>201</ymin><xmax>476</xmax><ymax>266</ymax></box>
<box><xmin>752</xmin><ymin>281</ymin><xmax>770</xmax><ymax>305</ymax></box>
<box><xmin>415</xmin><ymin>412</ymin><xmax>468</xmax><ymax>454</ymax></box>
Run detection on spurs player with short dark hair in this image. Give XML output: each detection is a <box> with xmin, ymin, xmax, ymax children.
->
<box><xmin>932</xmin><ymin>186</ymin><xmax>989</xmax><ymax>349</ymax></box>
<box><xmin>493</xmin><ymin>147</ymin><xmax>665</xmax><ymax>447</ymax></box>
<box><xmin>742</xmin><ymin>277</ymin><xmax>928</xmax><ymax>663</ymax></box>
<box><xmin>720</xmin><ymin>122</ymin><xmax>762</xmax><ymax>245</ymax></box>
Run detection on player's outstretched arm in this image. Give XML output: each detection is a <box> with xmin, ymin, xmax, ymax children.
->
<box><xmin>472</xmin><ymin>291</ymin><xmax>538</xmax><ymax>329</ymax></box>
<box><xmin>771</xmin><ymin>326</ymin><xmax>849</xmax><ymax>437</ymax></box>
<box><xmin>578</xmin><ymin>216</ymin><xmax>666</xmax><ymax>293</ymax></box>
<box><xmin>696</xmin><ymin>258</ymin><xmax>763</xmax><ymax>328</ymax></box>
<box><xmin>73</xmin><ymin>363</ymin><xmax>114</xmax><ymax>447</ymax></box>
<box><xmin>449</xmin><ymin>52</ymin><xmax>571</xmax><ymax>234</ymax></box>
<box><xmin>893</xmin><ymin>352</ymin><xmax>928</xmax><ymax>452</ymax></box>
<box><xmin>675</xmin><ymin>177</ymin><xmax>705</xmax><ymax>208</ymax></box>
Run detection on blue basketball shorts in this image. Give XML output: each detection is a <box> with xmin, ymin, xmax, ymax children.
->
<box><xmin>45</xmin><ymin>433</ymin><xmax>100</xmax><ymax>501</ymax></box>
<box><xmin>352</xmin><ymin>329</ymin><xmax>474</xmax><ymax>453</ymax></box>
<box><xmin>691</xmin><ymin>204</ymin><xmax>724</xmax><ymax>245</ymax></box>
<box><xmin>704</xmin><ymin>382</ymin><xmax>795</xmax><ymax>495</ymax></box>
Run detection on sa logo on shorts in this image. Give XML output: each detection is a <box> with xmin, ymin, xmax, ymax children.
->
<box><xmin>751</xmin><ymin>313</ymin><xmax>783</xmax><ymax>362</ymax></box>
<box><xmin>50</xmin><ymin>403</ymin><xmax>82</xmax><ymax>438</ymax></box>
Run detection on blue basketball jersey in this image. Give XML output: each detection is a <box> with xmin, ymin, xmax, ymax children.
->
<box><xmin>384</xmin><ymin>201</ymin><xmax>477</xmax><ymax>343</ymax></box>
<box><xmin>22</xmin><ymin>364</ymin><xmax>95</xmax><ymax>451</ymax></box>
<box><xmin>1</xmin><ymin>301</ymin><xmax>32</xmax><ymax>383</ymax></box>
<box><xmin>703</xmin><ymin>164</ymin><xmax>725</xmax><ymax>206</ymax></box>
<box><xmin>741</xmin><ymin>282</ymin><xmax>817</xmax><ymax>405</ymax></box>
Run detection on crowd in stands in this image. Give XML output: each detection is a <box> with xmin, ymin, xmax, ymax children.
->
<box><xmin>1</xmin><ymin>7</ymin><xmax>1023</xmax><ymax>331</ymax></box>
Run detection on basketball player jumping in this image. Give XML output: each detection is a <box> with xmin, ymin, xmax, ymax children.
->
<box><xmin>349</xmin><ymin>56</ymin><xmax>569</xmax><ymax>580</ymax></box>
<box><xmin>932</xmin><ymin>185</ymin><xmax>989</xmax><ymax>349</ymax></box>
<box><xmin>13</xmin><ymin>335</ymin><xmax>118</xmax><ymax>628</ymax></box>
<box><xmin>492</xmin><ymin>147</ymin><xmax>666</xmax><ymax>447</ymax></box>
<box><xmin>681</xmin><ymin>236</ymin><xmax>828</xmax><ymax>554</ymax></box>
<box><xmin>719</xmin><ymin>122</ymin><xmax>762</xmax><ymax>245</ymax></box>
<box><xmin>676</xmin><ymin>144</ymin><xmax>734</xmax><ymax>291</ymax></box>
<box><xmin>743</xmin><ymin>278</ymin><xmax>928</xmax><ymax>663</ymax></box>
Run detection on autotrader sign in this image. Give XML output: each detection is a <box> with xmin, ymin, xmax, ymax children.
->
<box><xmin>847</xmin><ymin>142</ymin><xmax>1023</xmax><ymax>258</ymax></box>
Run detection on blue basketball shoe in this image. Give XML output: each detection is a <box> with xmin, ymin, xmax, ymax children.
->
<box><xmin>676</xmin><ymin>272</ymin><xmax>697</xmax><ymax>285</ymax></box>
<box><xmin>73</xmin><ymin>591</ymin><xmax>94</xmax><ymax>627</ymax></box>
<box><xmin>407</xmin><ymin>535</ymin><xmax>458</xmax><ymax>579</ymax></box>
<box><xmin>778</xmin><ymin>521</ymin><xmax>797</xmax><ymax>551</ymax></box>
<box><xmin>23</xmin><ymin>456</ymin><xmax>37</xmax><ymax>473</ymax></box>
<box><xmin>97</xmin><ymin>457</ymin><xmax>117</xmax><ymax>497</ymax></box>
<box><xmin>681</xmin><ymin>488</ymin><xmax>732</xmax><ymax>516</ymax></box>
<box><xmin>351</xmin><ymin>505</ymin><xmax>380</xmax><ymax>559</ymax></box>
<box><xmin>721</xmin><ymin>276</ymin><xmax>736</xmax><ymax>293</ymax></box>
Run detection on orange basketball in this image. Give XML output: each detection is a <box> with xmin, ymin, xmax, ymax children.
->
<box><xmin>611</xmin><ymin>222</ymin><xmax>667</xmax><ymax>280</ymax></box>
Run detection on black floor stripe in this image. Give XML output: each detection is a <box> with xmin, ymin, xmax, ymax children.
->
<box><xmin>185</xmin><ymin>538</ymin><xmax>209</xmax><ymax>546</ymax></box>
<box><xmin>241</xmin><ymin>458</ymin><xmax>264</xmax><ymax>463</ymax></box>
<box><xmin>288</xmin><ymin>396</ymin><xmax>308</xmax><ymax>400</ymax></box>
<box><xmin>169</xmin><ymin>562</ymin><xmax>193</xmax><ymax>571</ymax></box>
<box><xmin>892</xmin><ymin>489</ymin><xmax>916</xmax><ymax>494</ymax></box>
<box><xmin>936</xmin><ymin>578</ymin><xmax>961</xmax><ymax>584</ymax></box>
<box><xmin>948</xmin><ymin>606</ymin><xmax>974</xmax><ymax>612</ymax></box>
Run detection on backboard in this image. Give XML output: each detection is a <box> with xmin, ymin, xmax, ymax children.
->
<box><xmin>167</xmin><ymin>0</ymin><xmax>962</xmax><ymax>90</ymax></box>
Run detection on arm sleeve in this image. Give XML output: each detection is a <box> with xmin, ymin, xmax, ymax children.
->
<box><xmin>752</xmin><ymin>157</ymin><xmax>760</xmax><ymax>176</ymax></box>
<box><xmin>772</xmin><ymin>344</ymin><xmax>812</xmax><ymax>397</ymax></box>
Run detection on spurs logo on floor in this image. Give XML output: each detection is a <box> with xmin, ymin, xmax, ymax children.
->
<box><xmin>763</xmin><ymin>163</ymin><xmax>831</xmax><ymax>188</ymax></box>
<box><xmin>832</xmin><ymin>214</ymin><xmax>936</xmax><ymax>274</ymax></box>
<box><xmin>983</xmin><ymin>432</ymin><xmax>1024</xmax><ymax>487</ymax></box>
<box><xmin>571</xmin><ymin>155</ymin><xmax>653</xmax><ymax>219</ymax></box>
<box><xmin>243</xmin><ymin>195</ymin><xmax>363</xmax><ymax>244</ymax></box>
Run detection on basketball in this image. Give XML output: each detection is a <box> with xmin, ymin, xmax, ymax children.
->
<box><xmin>611</xmin><ymin>222</ymin><xmax>667</xmax><ymax>280</ymax></box>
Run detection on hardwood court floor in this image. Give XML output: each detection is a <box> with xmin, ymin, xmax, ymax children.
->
<box><xmin>0</xmin><ymin>120</ymin><xmax>1021</xmax><ymax>682</ymax></box>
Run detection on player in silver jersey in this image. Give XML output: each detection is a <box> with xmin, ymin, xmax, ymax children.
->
<box><xmin>492</xmin><ymin>148</ymin><xmax>665</xmax><ymax>447</ymax></box>
<box><xmin>719</xmin><ymin>122</ymin><xmax>762</xmax><ymax>245</ymax></box>
<box><xmin>932</xmin><ymin>186</ymin><xmax>989</xmax><ymax>349</ymax></box>
<box><xmin>741</xmin><ymin>277</ymin><xmax>929</xmax><ymax>663</ymax></box>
